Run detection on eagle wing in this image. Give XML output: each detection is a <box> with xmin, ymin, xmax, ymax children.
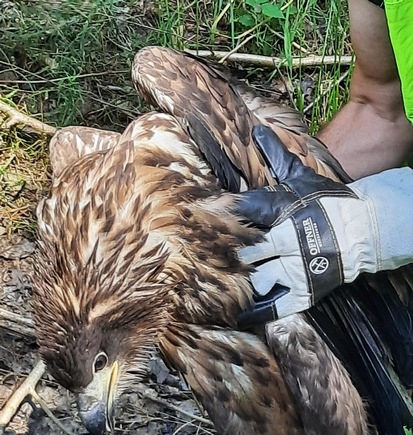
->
<box><xmin>132</xmin><ymin>46</ymin><xmax>346</xmax><ymax>192</ymax></box>
<box><xmin>235</xmin><ymin>86</ymin><xmax>352</xmax><ymax>183</ymax></box>
<box><xmin>130</xmin><ymin>47</ymin><xmax>370</xmax><ymax>434</ymax></box>
<box><xmin>131</xmin><ymin>46</ymin><xmax>413</xmax><ymax>434</ymax></box>
<box><xmin>161</xmin><ymin>323</ymin><xmax>304</xmax><ymax>435</ymax></box>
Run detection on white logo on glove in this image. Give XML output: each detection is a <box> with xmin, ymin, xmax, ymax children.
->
<box><xmin>309</xmin><ymin>256</ymin><xmax>329</xmax><ymax>274</ymax></box>
<box><xmin>303</xmin><ymin>217</ymin><xmax>323</xmax><ymax>255</ymax></box>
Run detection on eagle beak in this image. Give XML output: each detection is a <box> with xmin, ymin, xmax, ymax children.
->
<box><xmin>77</xmin><ymin>361</ymin><xmax>119</xmax><ymax>434</ymax></box>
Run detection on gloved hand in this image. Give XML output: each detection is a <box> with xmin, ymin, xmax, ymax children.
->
<box><xmin>236</xmin><ymin>125</ymin><xmax>413</xmax><ymax>328</ymax></box>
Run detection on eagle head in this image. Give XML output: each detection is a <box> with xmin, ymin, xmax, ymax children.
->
<box><xmin>32</xmin><ymin>144</ymin><xmax>179</xmax><ymax>434</ymax></box>
<box><xmin>32</xmin><ymin>237</ymin><xmax>172</xmax><ymax>434</ymax></box>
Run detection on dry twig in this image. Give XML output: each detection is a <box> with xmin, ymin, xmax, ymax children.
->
<box><xmin>185</xmin><ymin>50</ymin><xmax>354</xmax><ymax>68</ymax></box>
<box><xmin>0</xmin><ymin>310</ymin><xmax>71</xmax><ymax>433</ymax></box>
<box><xmin>0</xmin><ymin>101</ymin><xmax>56</xmax><ymax>136</ymax></box>
<box><xmin>0</xmin><ymin>307</ymin><xmax>35</xmax><ymax>338</ymax></box>
<box><xmin>0</xmin><ymin>319</ymin><xmax>35</xmax><ymax>338</ymax></box>
<box><xmin>30</xmin><ymin>389</ymin><xmax>72</xmax><ymax>435</ymax></box>
<box><xmin>141</xmin><ymin>392</ymin><xmax>213</xmax><ymax>426</ymax></box>
<box><xmin>218</xmin><ymin>34</ymin><xmax>256</xmax><ymax>64</ymax></box>
<box><xmin>0</xmin><ymin>360</ymin><xmax>72</xmax><ymax>434</ymax></box>
<box><xmin>0</xmin><ymin>360</ymin><xmax>45</xmax><ymax>434</ymax></box>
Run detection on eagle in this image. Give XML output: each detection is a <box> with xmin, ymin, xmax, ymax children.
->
<box><xmin>32</xmin><ymin>46</ymin><xmax>413</xmax><ymax>435</ymax></box>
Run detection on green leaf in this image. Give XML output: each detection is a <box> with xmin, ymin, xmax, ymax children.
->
<box><xmin>246</xmin><ymin>0</ymin><xmax>267</xmax><ymax>6</ymax></box>
<box><xmin>238</xmin><ymin>13</ymin><xmax>255</xmax><ymax>27</ymax></box>
<box><xmin>262</xmin><ymin>41</ymin><xmax>273</xmax><ymax>56</ymax></box>
<box><xmin>287</xmin><ymin>5</ymin><xmax>298</xmax><ymax>14</ymax></box>
<box><xmin>261</xmin><ymin>3</ymin><xmax>284</xmax><ymax>18</ymax></box>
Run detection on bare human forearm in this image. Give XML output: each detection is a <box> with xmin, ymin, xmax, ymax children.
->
<box><xmin>317</xmin><ymin>0</ymin><xmax>413</xmax><ymax>180</ymax></box>
<box><xmin>318</xmin><ymin>87</ymin><xmax>413</xmax><ymax>180</ymax></box>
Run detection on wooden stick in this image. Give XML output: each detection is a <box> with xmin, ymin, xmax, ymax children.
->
<box><xmin>30</xmin><ymin>389</ymin><xmax>72</xmax><ymax>435</ymax></box>
<box><xmin>0</xmin><ymin>359</ymin><xmax>71</xmax><ymax>434</ymax></box>
<box><xmin>0</xmin><ymin>101</ymin><xmax>56</xmax><ymax>136</ymax></box>
<box><xmin>218</xmin><ymin>34</ymin><xmax>255</xmax><ymax>64</ymax></box>
<box><xmin>0</xmin><ymin>320</ymin><xmax>35</xmax><ymax>338</ymax></box>
<box><xmin>0</xmin><ymin>308</ymin><xmax>34</xmax><ymax>327</ymax></box>
<box><xmin>0</xmin><ymin>360</ymin><xmax>45</xmax><ymax>434</ymax></box>
<box><xmin>185</xmin><ymin>50</ymin><xmax>354</xmax><ymax>68</ymax></box>
<box><xmin>141</xmin><ymin>392</ymin><xmax>213</xmax><ymax>426</ymax></box>
<box><xmin>0</xmin><ymin>308</ymin><xmax>35</xmax><ymax>338</ymax></box>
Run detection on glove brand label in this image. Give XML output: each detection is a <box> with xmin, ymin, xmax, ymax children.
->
<box><xmin>302</xmin><ymin>217</ymin><xmax>323</xmax><ymax>256</ymax></box>
<box><xmin>309</xmin><ymin>256</ymin><xmax>329</xmax><ymax>274</ymax></box>
<box><xmin>293</xmin><ymin>203</ymin><xmax>343</xmax><ymax>302</ymax></box>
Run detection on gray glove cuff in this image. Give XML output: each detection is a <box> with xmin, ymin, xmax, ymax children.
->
<box><xmin>352</xmin><ymin>167</ymin><xmax>413</xmax><ymax>273</ymax></box>
<box><xmin>319</xmin><ymin>167</ymin><xmax>413</xmax><ymax>279</ymax></box>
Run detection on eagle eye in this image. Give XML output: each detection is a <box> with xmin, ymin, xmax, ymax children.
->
<box><xmin>94</xmin><ymin>352</ymin><xmax>108</xmax><ymax>373</ymax></box>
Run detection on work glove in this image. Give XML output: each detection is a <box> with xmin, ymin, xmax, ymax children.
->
<box><xmin>236</xmin><ymin>125</ymin><xmax>413</xmax><ymax>328</ymax></box>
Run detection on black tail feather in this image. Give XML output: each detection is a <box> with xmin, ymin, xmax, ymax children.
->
<box><xmin>356</xmin><ymin>269</ymin><xmax>413</xmax><ymax>388</ymax></box>
<box><xmin>307</xmin><ymin>282</ymin><xmax>413</xmax><ymax>435</ymax></box>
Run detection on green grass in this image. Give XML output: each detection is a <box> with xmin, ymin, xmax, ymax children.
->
<box><xmin>153</xmin><ymin>0</ymin><xmax>352</xmax><ymax>131</ymax></box>
<box><xmin>0</xmin><ymin>0</ymin><xmax>353</xmax><ymax>233</ymax></box>
<box><xmin>1</xmin><ymin>0</ymin><xmax>150</xmax><ymax>128</ymax></box>
<box><xmin>0</xmin><ymin>0</ymin><xmax>352</xmax><ymax>129</ymax></box>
